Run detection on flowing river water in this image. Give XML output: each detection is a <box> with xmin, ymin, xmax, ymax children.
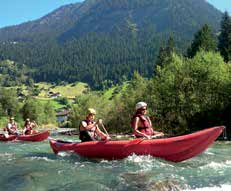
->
<box><xmin>0</xmin><ymin>134</ymin><xmax>231</xmax><ymax>191</ymax></box>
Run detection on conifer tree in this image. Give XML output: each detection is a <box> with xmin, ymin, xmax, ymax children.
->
<box><xmin>166</xmin><ymin>35</ymin><xmax>175</xmax><ymax>55</ymax></box>
<box><xmin>218</xmin><ymin>12</ymin><xmax>231</xmax><ymax>63</ymax></box>
<box><xmin>155</xmin><ymin>36</ymin><xmax>175</xmax><ymax>73</ymax></box>
<box><xmin>187</xmin><ymin>24</ymin><xmax>216</xmax><ymax>58</ymax></box>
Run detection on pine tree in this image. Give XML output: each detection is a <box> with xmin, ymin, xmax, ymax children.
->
<box><xmin>155</xmin><ymin>36</ymin><xmax>175</xmax><ymax>73</ymax></box>
<box><xmin>187</xmin><ymin>24</ymin><xmax>216</xmax><ymax>58</ymax></box>
<box><xmin>218</xmin><ymin>12</ymin><xmax>231</xmax><ymax>63</ymax></box>
<box><xmin>166</xmin><ymin>35</ymin><xmax>175</xmax><ymax>55</ymax></box>
<box><xmin>155</xmin><ymin>46</ymin><xmax>168</xmax><ymax>68</ymax></box>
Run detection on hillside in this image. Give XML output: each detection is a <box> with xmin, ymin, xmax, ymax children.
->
<box><xmin>0</xmin><ymin>0</ymin><xmax>221</xmax><ymax>42</ymax></box>
<box><xmin>59</xmin><ymin>0</ymin><xmax>222</xmax><ymax>42</ymax></box>
<box><xmin>0</xmin><ymin>0</ymin><xmax>223</xmax><ymax>89</ymax></box>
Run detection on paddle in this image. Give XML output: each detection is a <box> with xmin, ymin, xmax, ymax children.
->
<box><xmin>151</xmin><ymin>134</ymin><xmax>165</xmax><ymax>139</ymax></box>
<box><xmin>100</xmin><ymin>122</ymin><xmax>109</xmax><ymax>137</ymax></box>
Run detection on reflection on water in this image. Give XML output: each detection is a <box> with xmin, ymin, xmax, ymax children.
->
<box><xmin>0</xmin><ymin>136</ymin><xmax>231</xmax><ymax>191</ymax></box>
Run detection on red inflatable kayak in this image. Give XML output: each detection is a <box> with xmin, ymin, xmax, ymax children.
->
<box><xmin>0</xmin><ymin>131</ymin><xmax>50</xmax><ymax>142</ymax></box>
<box><xmin>0</xmin><ymin>134</ymin><xmax>17</xmax><ymax>141</ymax></box>
<box><xmin>17</xmin><ymin>131</ymin><xmax>50</xmax><ymax>142</ymax></box>
<box><xmin>49</xmin><ymin>126</ymin><xmax>224</xmax><ymax>162</ymax></box>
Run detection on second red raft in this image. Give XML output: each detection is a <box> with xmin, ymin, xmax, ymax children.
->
<box><xmin>0</xmin><ymin>130</ymin><xmax>50</xmax><ymax>142</ymax></box>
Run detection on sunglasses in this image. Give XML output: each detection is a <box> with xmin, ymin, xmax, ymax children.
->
<box><xmin>141</xmin><ymin>108</ymin><xmax>147</xmax><ymax>111</ymax></box>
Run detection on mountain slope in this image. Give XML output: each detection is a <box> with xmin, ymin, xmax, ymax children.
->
<box><xmin>0</xmin><ymin>0</ymin><xmax>221</xmax><ymax>42</ymax></box>
<box><xmin>60</xmin><ymin>0</ymin><xmax>222</xmax><ymax>41</ymax></box>
<box><xmin>0</xmin><ymin>0</ymin><xmax>223</xmax><ymax>89</ymax></box>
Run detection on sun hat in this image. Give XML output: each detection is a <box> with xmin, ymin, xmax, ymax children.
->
<box><xmin>135</xmin><ymin>102</ymin><xmax>147</xmax><ymax>110</ymax></box>
<box><xmin>87</xmin><ymin>108</ymin><xmax>96</xmax><ymax>115</ymax></box>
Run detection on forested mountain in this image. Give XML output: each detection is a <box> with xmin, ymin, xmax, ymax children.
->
<box><xmin>0</xmin><ymin>0</ymin><xmax>222</xmax><ymax>89</ymax></box>
<box><xmin>0</xmin><ymin>0</ymin><xmax>221</xmax><ymax>42</ymax></box>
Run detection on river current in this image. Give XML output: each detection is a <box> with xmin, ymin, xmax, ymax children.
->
<box><xmin>0</xmin><ymin>135</ymin><xmax>231</xmax><ymax>191</ymax></box>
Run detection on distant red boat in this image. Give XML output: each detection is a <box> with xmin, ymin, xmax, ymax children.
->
<box><xmin>50</xmin><ymin>126</ymin><xmax>224</xmax><ymax>162</ymax></box>
<box><xmin>17</xmin><ymin>130</ymin><xmax>50</xmax><ymax>142</ymax></box>
<box><xmin>0</xmin><ymin>130</ymin><xmax>50</xmax><ymax>142</ymax></box>
<box><xmin>0</xmin><ymin>134</ymin><xmax>17</xmax><ymax>142</ymax></box>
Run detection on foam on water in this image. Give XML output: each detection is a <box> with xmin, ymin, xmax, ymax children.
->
<box><xmin>0</xmin><ymin>152</ymin><xmax>14</xmax><ymax>157</ymax></box>
<box><xmin>126</xmin><ymin>154</ymin><xmax>174</xmax><ymax>167</ymax></box>
<box><xmin>57</xmin><ymin>151</ymin><xmax>73</xmax><ymax>157</ymax></box>
<box><xmin>184</xmin><ymin>184</ymin><xmax>231</xmax><ymax>191</ymax></box>
<box><xmin>27</xmin><ymin>156</ymin><xmax>54</xmax><ymax>162</ymax></box>
<box><xmin>204</xmin><ymin>151</ymin><xmax>215</xmax><ymax>155</ymax></box>
<box><xmin>199</xmin><ymin>161</ymin><xmax>231</xmax><ymax>169</ymax></box>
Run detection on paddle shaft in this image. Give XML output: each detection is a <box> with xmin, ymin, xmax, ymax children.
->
<box><xmin>101</xmin><ymin>123</ymin><xmax>109</xmax><ymax>137</ymax></box>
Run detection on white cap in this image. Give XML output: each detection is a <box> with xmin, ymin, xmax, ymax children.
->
<box><xmin>136</xmin><ymin>102</ymin><xmax>147</xmax><ymax>110</ymax></box>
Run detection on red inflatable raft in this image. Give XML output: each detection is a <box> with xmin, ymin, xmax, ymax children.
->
<box><xmin>0</xmin><ymin>134</ymin><xmax>17</xmax><ymax>142</ymax></box>
<box><xmin>49</xmin><ymin>126</ymin><xmax>224</xmax><ymax>162</ymax></box>
<box><xmin>0</xmin><ymin>130</ymin><xmax>50</xmax><ymax>142</ymax></box>
<box><xmin>17</xmin><ymin>130</ymin><xmax>50</xmax><ymax>142</ymax></box>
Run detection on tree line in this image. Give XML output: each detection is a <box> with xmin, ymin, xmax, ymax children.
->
<box><xmin>0</xmin><ymin>11</ymin><xmax>230</xmax><ymax>90</ymax></box>
<box><xmin>68</xmin><ymin>12</ymin><xmax>231</xmax><ymax>137</ymax></box>
<box><xmin>0</xmin><ymin>88</ymin><xmax>56</xmax><ymax>128</ymax></box>
<box><xmin>0</xmin><ymin>12</ymin><xmax>231</xmax><ymax>137</ymax></box>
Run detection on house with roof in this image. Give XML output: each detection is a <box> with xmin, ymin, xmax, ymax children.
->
<box><xmin>48</xmin><ymin>92</ymin><xmax>61</xmax><ymax>98</ymax></box>
<box><xmin>56</xmin><ymin>109</ymin><xmax>69</xmax><ymax>123</ymax></box>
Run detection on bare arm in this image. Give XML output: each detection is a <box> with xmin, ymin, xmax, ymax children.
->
<box><xmin>147</xmin><ymin>117</ymin><xmax>164</xmax><ymax>136</ymax></box>
<box><xmin>147</xmin><ymin>116</ymin><xmax>152</xmax><ymax>127</ymax></box>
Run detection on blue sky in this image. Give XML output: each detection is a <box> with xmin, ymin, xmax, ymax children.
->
<box><xmin>207</xmin><ymin>0</ymin><xmax>231</xmax><ymax>14</ymax></box>
<box><xmin>0</xmin><ymin>0</ymin><xmax>230</xmax><ymax>28</ymax></box>
<box><xmin>0</xmin><ymin>0</ymin><xmax>83</xmax><ymax>28</ymax></box>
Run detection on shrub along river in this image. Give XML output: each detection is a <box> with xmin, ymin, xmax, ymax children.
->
<box><xmin>0</xmin><ymin>134</ymin><xmax>231</xmax><ymax>191</ymax></box>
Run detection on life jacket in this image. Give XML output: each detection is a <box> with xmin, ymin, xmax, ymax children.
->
<box><xmin>6</xmin><ymin>123</ymin><xmax>17</xmax><ymax>135</ymax></box>
<box><xmin>79</xmin><ymin>119</ymin><xmax>96</xmax><ymax>142</ymax></box>
<box><xmin>24</xmin><ymin>124</ymin><xmax>33</xmax><ymax>135</ymax></box>
<box><xmin>25</xmin><ymin>124</ymin><xmax>33</xmax><ymax>131</ymax></box>
<box><xmin>131</xmin><ymin>114</ymin><xmax>154</xmax><ymax>137</ymax></box>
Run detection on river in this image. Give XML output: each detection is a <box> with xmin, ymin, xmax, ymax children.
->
<box><xmin>0</xmin><ymin>134</ymin><xmax>231</xmax><ymax>191</ymax></box>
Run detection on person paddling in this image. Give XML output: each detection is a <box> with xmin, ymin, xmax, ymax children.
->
<box><xmin>4</xmin><ymin>117</ymin><xmax>19</xmax><ymax>136</ymax></box>
<box><xmin>79</xmin><ymin>108</ymin><xmax>110</xmax><ymax>142</ymax></box>
<box><xmin>131</xmin><ymin>102</ymin><xmax>164</xmax><ymax>139</ymax></box>
<box><xmin>23</xmin><ymin>118</ymin><xmax>37</xmax><ymax>135</ymax></box>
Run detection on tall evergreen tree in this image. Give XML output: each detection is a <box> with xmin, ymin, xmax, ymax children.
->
<box><xmin>218</xmin><ymin>12</ymin><xmax>231</xmax><ymax>63</ymax></box>
<box><xmin>155</xmin><ymin>46</ymin><xmax>168</xmax><ymax>69</ymax></box>
<box><xmin>155</xmin><ymin>36</ymin><xmax>175</xmax><ymax>73</ymax></box>
<box><xmin>166</xmin><ymin>36</ymin><xmax>175</xmax><ymax>55</ymax></box>
<box><xmin>187</xmin><ymin>24</ymin><xmax>216</xmax><ymax>58</ymax></box>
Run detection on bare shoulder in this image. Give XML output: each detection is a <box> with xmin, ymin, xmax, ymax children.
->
<box><xmin>81</xmin><ymin>121</ymin><xmax>87</xmax><ymax>127</ymax></box>
<box><xmin>134</xmin><ymin>116</ymin><xmax>140</xmax><ymax>122</ymax></box>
